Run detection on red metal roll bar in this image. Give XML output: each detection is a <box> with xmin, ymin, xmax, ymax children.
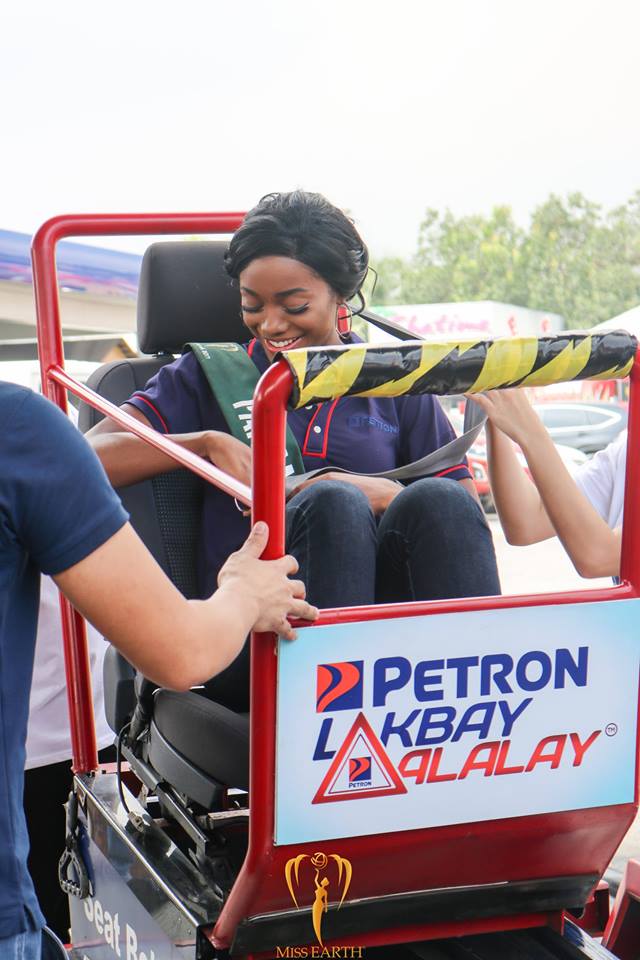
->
<box><xmin>210</xmin><ymin>344</ymin><xmax>640</xmax><ymax>951</ymax></box>
<box><xmin>32</xmin><ymin>213</ymin><xmax>640</xmax><ymax>953</ymax></box>
<box><xmin>32</xmin><ymin>213</ymin><xmax>245</xmax><ymax>773</ymax></box>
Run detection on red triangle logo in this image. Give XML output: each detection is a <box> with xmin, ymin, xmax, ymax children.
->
<box><xmin>312</xmin><ymin>712</ymin><xmax>407</xmax><ymax>804</ymax></box>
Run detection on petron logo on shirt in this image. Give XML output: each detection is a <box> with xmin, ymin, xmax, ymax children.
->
<box><xmin>346</xmin><ymin>414</ymin><xmax>398</xmax><ymax>434</ymax></box>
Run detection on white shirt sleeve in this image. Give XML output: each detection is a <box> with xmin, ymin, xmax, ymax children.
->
<box><xmin>573</xmin><ymin>432</ymin><xmax>627</xmax><ymax>530</ymax></box>
<box><xmin>25</xmin><ymin>576</ymin><xmax>113</xmax><ymax>768</ymax></box>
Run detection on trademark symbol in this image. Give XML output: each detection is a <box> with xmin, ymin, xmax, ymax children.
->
<box><xmin>605</xmin><ymin>723</ymin><xmax>618</xmax><ymax>737</ymax></box>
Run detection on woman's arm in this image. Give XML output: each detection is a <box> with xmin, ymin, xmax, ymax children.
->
<box><xmin>483</xmin><ymin>418</ymin><xmax>557</xmax><ymax>545</ymax></box>
<box><xmin>473</xmin><ymin>390</ymin><xmax>621</xmax><ymax>578</ymax></box>
<box><xmin>54</xmin><ymin>521</ymin><xmax>317</xmax><ymax>691</ymax></box>
<box><xmin>87</xmin><ymin>407</ymin><xmax>252</xmax><ymax>488</ymax></box>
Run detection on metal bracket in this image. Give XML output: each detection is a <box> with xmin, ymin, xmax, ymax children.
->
<box><xmin>58</xmin><ymin>790</ymin><xmax>92</xmax><ymax>899</ymax></box>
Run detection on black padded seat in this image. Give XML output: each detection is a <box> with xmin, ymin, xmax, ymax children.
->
<box><xmin>78</xmin><ymin>356</ymin><xmax>174</xmax><ymax>432</ymax></box>
<box><xmin>83</xmin><ymin>239</ymin><xmax>253</xmax><ymax>806</ymax></box>
<box><xmin>152</xmin><ymin>691</ymin><xmax>249</xmax><ymax>792</ymax></box>
<box><xmin>136</xmin><ymin>241</ymin><xmax>250</xmax><ymax>354</ymax></box>
<box><xmin>81</xmin><ymin>240</ymin><xmax>247</xmax><ymax>735</ymax></box>
<box><xmin>80</xmin><ymin>356</ymin><xmax>204</xmax><ymax>595</ymax></box>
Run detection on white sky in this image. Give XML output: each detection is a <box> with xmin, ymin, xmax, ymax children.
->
<box><xmin>2</xmin><ymin>0</ymin><xmax>639</xmax><ymax>258</ymax></box>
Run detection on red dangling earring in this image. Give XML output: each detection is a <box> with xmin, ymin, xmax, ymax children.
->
<box><xmin>336</xmin><ymin>303</ymin><xmax>352</xmax><ymax>336</ymax></box>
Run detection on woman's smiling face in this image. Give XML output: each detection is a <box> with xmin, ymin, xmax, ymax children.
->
<box><xmin>239</xmin><ymin>256</ymin><xmax>343</xmax><ymax>358</ymax></box>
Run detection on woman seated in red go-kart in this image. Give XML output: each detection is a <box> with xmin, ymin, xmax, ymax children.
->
<box><xmin>87</xmin><ymin>190</ymin><xmax>501</xmax><ymax>709</ymax></box>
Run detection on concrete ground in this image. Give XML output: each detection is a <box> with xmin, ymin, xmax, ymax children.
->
<box><xmin>488</xmin><ymin>515</ymin><xmax>638</xmax><ymax>891</ymax></box>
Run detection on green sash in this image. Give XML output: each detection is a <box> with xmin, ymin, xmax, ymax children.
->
<box><xmin>187</xmin><ymin>342</ymin><xmax>306</xmax><ymax>478</ymax></box>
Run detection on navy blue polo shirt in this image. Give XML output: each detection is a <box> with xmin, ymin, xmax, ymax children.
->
<box><xmin>0</xmin><ymin>383</ymin><xmax>127</xmax><ymax>938</ymax></box>
<box><xmin>128</xmin><ymin>334</ymin><xmax>470</xmax><ymax>598</ymax></box>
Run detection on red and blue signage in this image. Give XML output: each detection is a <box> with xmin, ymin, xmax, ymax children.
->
<box><xmin>275</xmin><ymin>599</ymin><xmax>640</xmax><ymax>845</ymax></box>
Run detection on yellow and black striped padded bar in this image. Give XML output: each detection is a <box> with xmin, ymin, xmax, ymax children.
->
<box><xmin>282</xmin><ymin>331</ymin><xmax>638</xmax><ymax>410</ymax></box>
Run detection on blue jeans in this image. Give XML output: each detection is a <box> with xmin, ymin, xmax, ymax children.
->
<box><xmin>203</xmin><ymin>478</ymin><xmax>501</xmax><ymax>711</ymax></box>
<box><xmin>0</xmin><ymin>928</ymin><xmax>42</xmax><ymax>960</ymax></box>
<box><xmin>286</xmin><ymin>478</ymin><xmax>501</xmax><ymax>607</ymax></box>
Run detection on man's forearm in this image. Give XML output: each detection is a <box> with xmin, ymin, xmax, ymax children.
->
<box><xmin>54</xmin><ymin>525</ymin><xmax>253</xmax><ymax>691</ymax></box>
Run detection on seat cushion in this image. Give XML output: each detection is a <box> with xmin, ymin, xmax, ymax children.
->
<box><xmin>153</xmin><ymin>690</ymin><xmax>250</xmax><ymax>790</ymax></box>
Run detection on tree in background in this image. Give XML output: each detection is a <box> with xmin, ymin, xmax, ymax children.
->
<box><xmin>372</xmin><ymin>191</ymin><xmax>640</xmax><ymax>328</ymax></box>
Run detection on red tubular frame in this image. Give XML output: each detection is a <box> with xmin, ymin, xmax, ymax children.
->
<box><xmin>50</xmin><ymin>366</ymin><xmax>251</xmax><ymax>504</ymax></box>
<box><xmin>32</xmin><ymin>213</ymin><xmax>640</xmax><ymax>953</ymax></box>
<box><xmin>212</xmin><ymin>361</ymin><xmax>293</xmax><ymax>947</ymax></box>
<box><xmin>212</xmin><ymin>350</ymin><xmax>640</xmax><ymax>951</ymax></box>
<box><xmin>32</xmin><ymin>213</ymin><xmax>245</xmax><ymax>772</ymax></box>
<box><xmin>620</xmin><ymin>352</ymin><xmax>640</xmax><ymax>582</ymax></box>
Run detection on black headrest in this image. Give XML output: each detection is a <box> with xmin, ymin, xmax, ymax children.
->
<box><xmin>137</xmin><ymin>241</ymin><xmax>249</xmax><ymax>354</ymax></box>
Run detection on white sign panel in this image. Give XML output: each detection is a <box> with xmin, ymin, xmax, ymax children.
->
<box><xmin>371</xmin><ymin>301</ymin><xmax>564</xmax><ymax>340</ymax></box>
<box><xmin>275</xmin><ymin>600</ymin><xmax>639</xmax><ymax>845</ymax></box>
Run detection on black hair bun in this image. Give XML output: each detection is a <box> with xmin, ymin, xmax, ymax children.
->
<box><xmin>224</xmin><ymin>191</ymin><xmax>369</xmax><ymax>310</ymax></box>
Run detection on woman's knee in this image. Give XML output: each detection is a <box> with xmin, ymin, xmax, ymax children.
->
<box><xmin>386</xmin><ymin>477</ymin><xmax>483</xmax><ymax>528</ymax></box>
<box><xmin>287</xmin><ymin>480</ymin><xmax>377</xmax><ymax>561</ymax></box>
<box><xmin>286</xmin><ymin>480</ymin><xmax>377</xmax><ymax>608</ymax></box>
<box><xmin>377</xmin><ymin>477</ymin><xmax>500</xmax><ymax>599</ymax></box>
<box><xmin>290</xmin><ymin>478</ymin><xmax>374</xmax><ymax>521</ymax></box>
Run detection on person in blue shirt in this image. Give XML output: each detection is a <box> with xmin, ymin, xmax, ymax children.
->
<box><xmin>88</xmin><ymin>191</ymin><xmax>500</xmax><ymax>712</ymax></box>
<box><xmin>0</xmin><ymin>381</ymin><xmax>316</xmax><ymax>960</ymax></box>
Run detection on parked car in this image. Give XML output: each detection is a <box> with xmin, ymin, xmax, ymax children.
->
<box><xmin>532</xmin><ymin>401</ymin><xmax>627</xmax><ymax>455</ymax></box>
